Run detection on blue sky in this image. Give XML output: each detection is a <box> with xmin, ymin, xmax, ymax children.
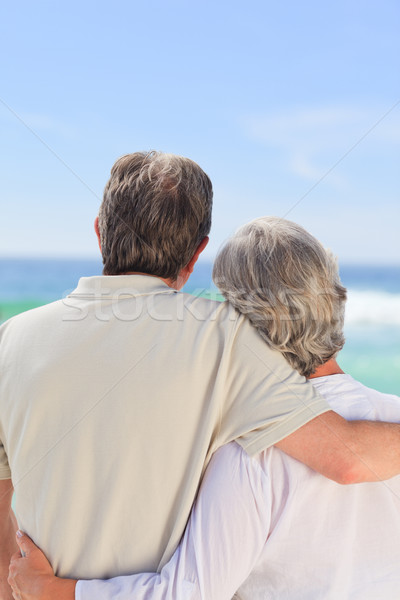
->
<box><xmin>1</xmin><ymin>0</ymin><xmax>399</xmax><ymax>263</ymax></box>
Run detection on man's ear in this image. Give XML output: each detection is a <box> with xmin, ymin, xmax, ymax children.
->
<box><xmin>94</xmin><ymin>217</ymin><xmax>102</xmax><ymax>253</ymax></box>
<box><xmin>170</xmin><ymin>237</ymin><xmax>209</xmax><ymax>290</ymax></box>
<box><xmin>186</xmin><ymin>237</ymin><xmax>209</xmax><ymax>274</ymax></box>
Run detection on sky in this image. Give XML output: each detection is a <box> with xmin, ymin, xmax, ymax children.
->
<box><xmin>1</xmin><ymin>0</ymin><xmax>399</xmax><ymax>264</ymax></box>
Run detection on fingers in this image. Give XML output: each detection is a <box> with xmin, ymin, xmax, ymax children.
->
<box><xmin>8</xmin><ymin>550</ymin><xmax>23</xmax><ymax>587</ymax></box>
<box><xmin>8</xmin><ymin>558</ymin><xmax>19</xmax><ymax>586</ymax></box>
<box><xmin>8</xmin><ymin>541</ymin><xmax>28</xmax><ymax>596</ymax></box>
<box><xmin>15</xmin><ymin>530</ymin><xmax>34</xmax><ymax>557</ymax></box>
<box><xmin>8</xmin><ymin>565</ymin><xmax>19</xmax><ymax>599</ymax></box>
<box><xmin>10</xmin><ymin>551</ymin><xmax>21</xmax><ymax>562</ymax></box>
<box><xmin>8</xmin><ymin>554</ymin><xmax>20</xmax><ymax>580</ymax></box>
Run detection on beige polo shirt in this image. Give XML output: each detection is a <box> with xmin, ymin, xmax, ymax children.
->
<box><xmin>0</xmin><ymin>275</ymin><xmax>329</xmax><ymax>579</ymax></box>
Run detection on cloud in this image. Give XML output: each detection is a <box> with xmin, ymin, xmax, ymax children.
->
<box><xmin>242</xmin><ymin>104</ymin><xmax>400</xmax><ymax>183</ymax></box>
<box><xmin>21</xmin><ymin>113</ymin><xmax>80</xmax><ymax>139</ymax></box>
<box><xmin>289</xmin><ymin>153</ymin><xmax>343</xmax><ymax>184</ymax></box>
<box><xmin>0</xmin><ymin>106</ymin><xmax>78</xmax><ymax>139</ymax></box>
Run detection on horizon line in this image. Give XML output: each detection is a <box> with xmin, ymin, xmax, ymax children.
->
<box><xmin>1</xmin><ymin>256</ymin><xmax>400</xmax><ymax>268</ymax></box>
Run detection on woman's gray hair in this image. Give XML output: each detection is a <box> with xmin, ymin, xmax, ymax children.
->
<box><xmin>98</xmin><ymin>151</ymin><xmax>213</xmax><ymax>279</ymax></box>
<box><xmin>213</xmin><ymin>217</ymin><xmax>347</xmax><ymax>377</ymax></box>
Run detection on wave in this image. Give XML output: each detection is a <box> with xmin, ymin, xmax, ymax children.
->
<box><xmin>345</xmin><ymin>289</ymin><xmax>400</xmax><ymax>326</ymax></box>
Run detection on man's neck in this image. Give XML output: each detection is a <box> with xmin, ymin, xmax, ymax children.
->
<box><xmin>308</xmin><ymin>358</ymin><xmax>345</xmax><ymax>379</ymax></box>
<box><xmin>108</xmin><ymin>271</ymin><xmax>182</xmax><ymax>290</ymax></box>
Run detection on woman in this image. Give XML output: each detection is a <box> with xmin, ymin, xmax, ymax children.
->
<box><xmin>9</xmin><ymin>217</ymin><xmax>400</xmax><ymax>599</ymax></box>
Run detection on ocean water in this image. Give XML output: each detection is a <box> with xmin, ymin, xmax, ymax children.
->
<box><xmin>1</xmin><ymin>258</ymin><xmax>399</xmax><ymax>395</ymax></box>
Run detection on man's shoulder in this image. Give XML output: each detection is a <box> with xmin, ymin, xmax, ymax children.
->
<box><xmin>178</xmin><ymin>294</ymin><xmax>283</xmax><ymax>362</ymax></box>
<box><xmin>0</xmin><ymin>299</ymin><xmax>66</xmax><ymax>337</ymax></box>
<box><xmin>178</xmin><ymin>293</ymin><xmax>242</xmax><ymax>331</ymax></box>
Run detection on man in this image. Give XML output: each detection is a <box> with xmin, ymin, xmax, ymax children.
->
<box><xmin>2</xmin><ymin>155</ymin><xmax>400</xmax><ymax>599</ymax></box>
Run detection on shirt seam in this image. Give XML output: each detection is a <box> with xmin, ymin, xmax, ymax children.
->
<box><xmin>237</xmin><ymin>400</ymin><xmax>332</xmax><ymax>457</ymax></box>
<box><xmin>214</xmin><ymin>310</ymin><xmax>245</xmax><ymax>450</ymax></box>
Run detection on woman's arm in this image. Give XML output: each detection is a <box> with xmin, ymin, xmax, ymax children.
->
<box><xmin>0</xmin><ymin>479</ymin><xmax>18</xmax><ymax>600</ymax></box>
<box><xmin>9</xmin><ymin>443</ymin><xmax>270</xmax><ymax>600</ymax></box>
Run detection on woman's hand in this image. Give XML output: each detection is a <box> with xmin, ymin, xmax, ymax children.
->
<box><xmin>8</xmin><ymin>531</ymin><xmax>77</xmax><ymax>600</ymax></box>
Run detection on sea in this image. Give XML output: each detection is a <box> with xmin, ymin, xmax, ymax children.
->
<box><xmin>1</xmin><ymin>258</ymin><xmax>399</xmax><ymax>395</ymax></box>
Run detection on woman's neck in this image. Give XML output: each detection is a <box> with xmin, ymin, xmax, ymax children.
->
<box><xmin>308</xmin><ymin>358</ymin><xmax>345</xmax><ymax>379</ymax></box>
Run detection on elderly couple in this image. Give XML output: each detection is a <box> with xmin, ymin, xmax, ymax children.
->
<box><xmin>2</xmin><ymin>152</ymin><xmax>400</xmax><ymax>600</ymax></box>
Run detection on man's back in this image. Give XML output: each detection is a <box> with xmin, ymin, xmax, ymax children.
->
<box><xmin>0</xmin><ymin>274</ymin><xmax>326</xmax><ymax>579</ymax></box>
<box><xmin>235</xmin><ymin>374</ymin><xmax>400</xmax><ymax>599</ymax></box>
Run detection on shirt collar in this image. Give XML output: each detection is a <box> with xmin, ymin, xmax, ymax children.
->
<box><xmin>68</xmin><ymin>274</ymin><xmax>177</xmax><ymax>299</ymax></box>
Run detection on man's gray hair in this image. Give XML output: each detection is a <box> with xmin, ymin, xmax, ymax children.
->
<box><xmin>213</xmin><ymin>217</ymin><xmax>347</xmax><ymax>377</ymax></box>
<box><xmin>98</xmin><ymin>151</ymin><xmax>213</xmax><ymax>279</ymax></box>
